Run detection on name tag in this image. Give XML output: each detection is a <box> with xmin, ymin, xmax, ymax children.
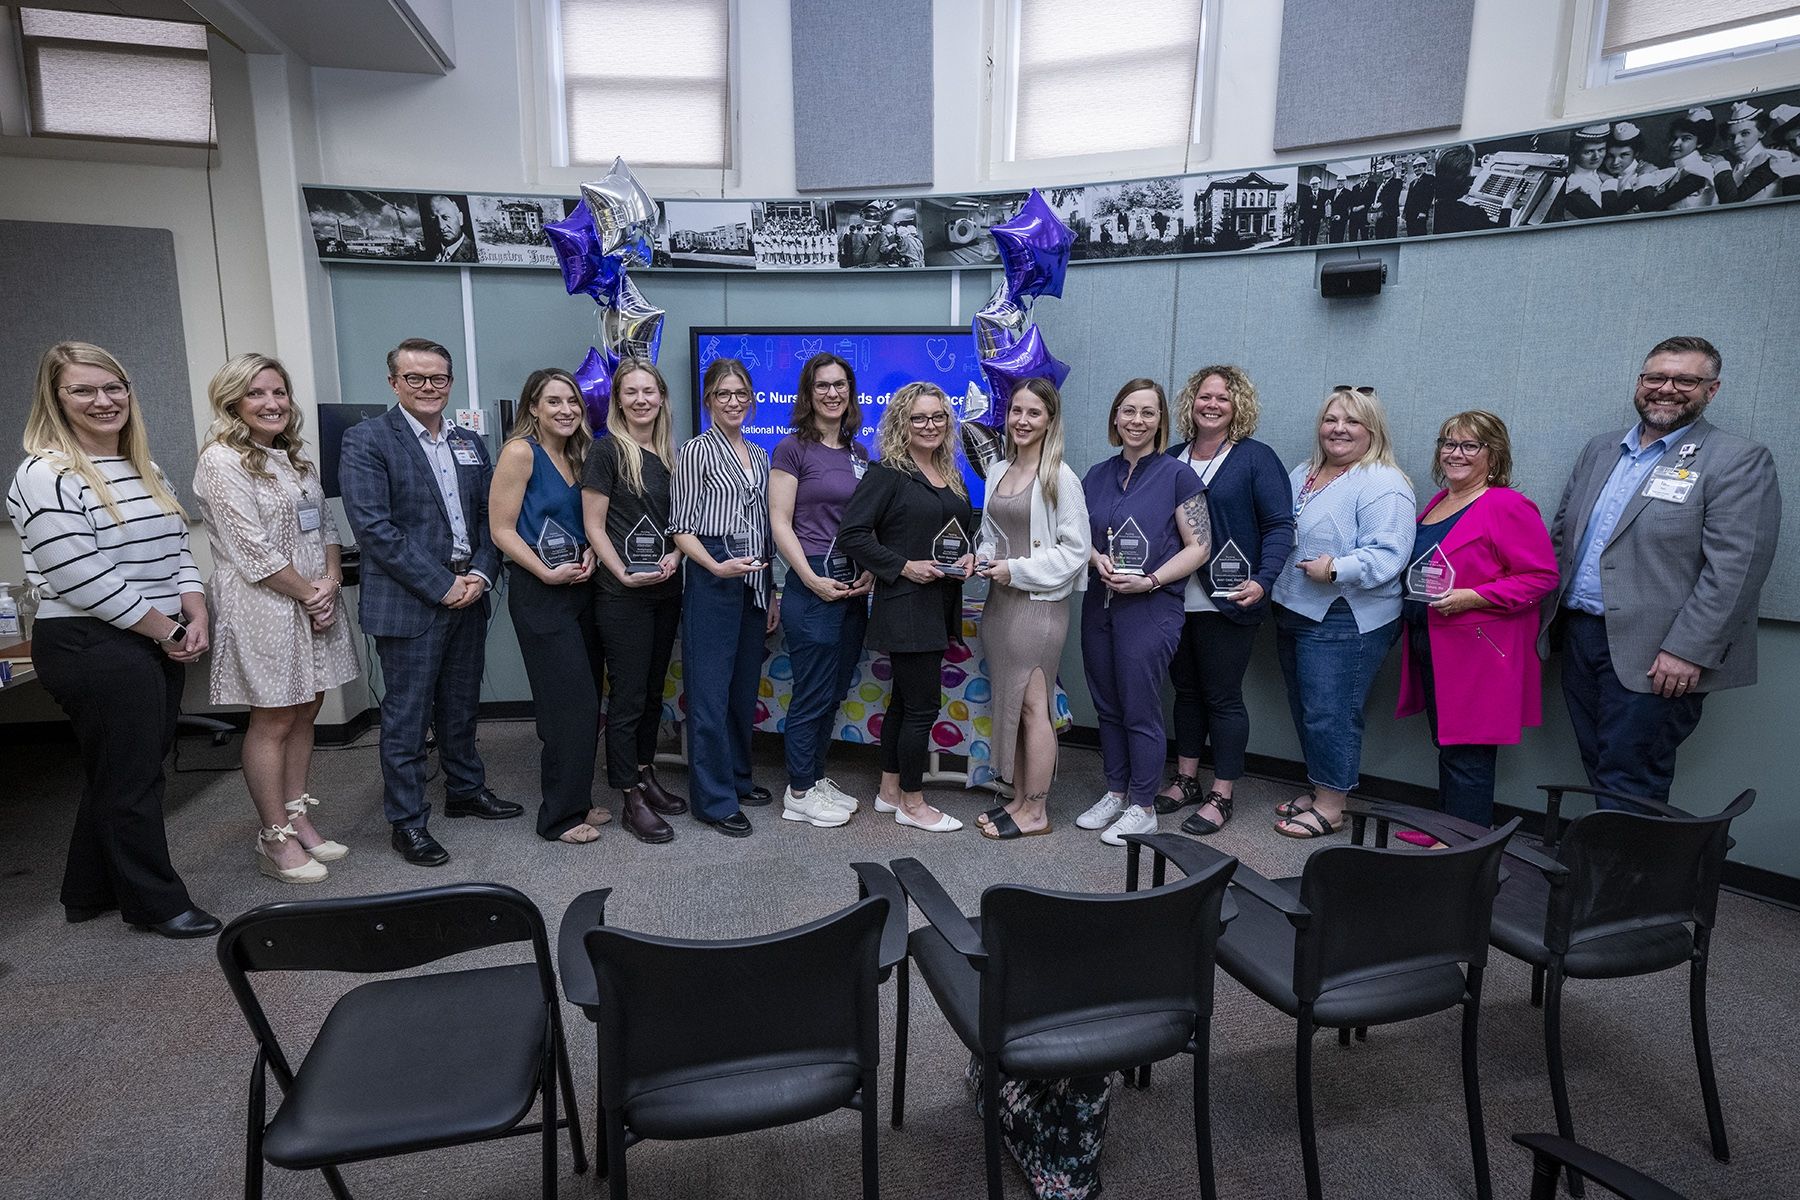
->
<box><xmin>1642</xmin><ymin>465</ymin><xmax>1698</xmax><ymax>503</ymax></box>
<box><xmin>296</xmin><ymin>502</ymin><xmax>322</xmax><ymax>532</ymax></box>
<box><xmin>451</xmin><ymin>442</ymin><xmax>481</xmax><ymax>466</ymax></box>
<box><xmin>851</xmin><ymin>456</ymin><xmax>868</xmax><ymax>480</ymax></box>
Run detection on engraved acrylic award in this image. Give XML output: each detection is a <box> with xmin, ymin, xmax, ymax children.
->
<box><xmin>1406</xmin><ymin>544</ymin><xmax>1456</xmax><ymax>600</ymax></box>
<box><xmin>822</xmin><ymin>534</ymin><xmax>856</xmax><ymax>584</ymax></box>
<box><xmin>1209</xmin><ymin>538</ymin><xmax>1251</xmax><ymax>597</ymax></box>
<box><xmin>624</xmin><ymin>516</ymin><xmax>664</xmax><ymax>574</ymax></box>
<box><xmin>536</xmin><ymin>517</ymin><xmax>578</xmax><ymax>568</ymax></box>
<box><xmin>1109</xmin><ymin>518</ymin><xmax>1149</xmax><ymax>576</ymax></box>
<box><xmin>726</xmin><ymin>516</ymin><xmax>762</xmax><ymax>564</ymax></box>
<box><xmin>934</xmin><ymin>519</ymin><xmax>970</xmax><ymax>578</ymax></box>
<box><xmin>975</xmin><ymin>515</ymin><xmax>1011</xmax><ymax>572</ymax></box>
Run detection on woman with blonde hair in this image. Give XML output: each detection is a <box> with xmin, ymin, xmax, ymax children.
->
<box><xmin>491</xmin><ymin>366</ymin><xmax>608</xmax><ymax>845</ymax></box>
<box><xmin>838</xmin><ymin>381</ymin><xmax>974</xmax><ymax>833</ymax></box>
<box><xmin>6</xmin><ymin>342</ymin><xmax>216</xmax><ymax>935</ymax></box>
<box><xmin>194</xmin><ymin>353</ymin><xmax>357</xmax><ymax>883</ymax></box>
<box><xmin>973</xmin><ymin>378</ymin><xmax>1090</xmax><ymax>840</ymax></box>
<box><xmin>1269</xmin><ymin>385</ymin><xmax>1415</xmax><ymax>838</ymax></box>
<box><xmin>581</xmin><ymin>357</ymin><xmax>688</xmax><ymax>843</ymax></box>
<box><xmin>1153</xmin><ymin>364</ymin><xmax>1294</xmax><ymax>836</ymax></box>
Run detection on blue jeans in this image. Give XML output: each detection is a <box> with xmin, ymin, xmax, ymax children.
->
<box><xmin>780</xmin><ymin>556</ymin><xmax>869</xmax><ymax>792</ymax></box>
<box><xmin>681</xmin><ymin>542</ymin><xmax>767</xmax><ymax>822</ymax></box>
<box><xmin>1275</xmin><ymin>600</ymin><xmax>1399</xmax><ymax>794</ymax></box>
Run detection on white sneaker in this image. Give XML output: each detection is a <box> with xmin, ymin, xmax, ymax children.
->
<box><xmin>814</xmin><ymin>777</ymin><xmax>860</xmax><ymax>813</ymax></box>
<box><xmin>1075</xmin><ymin>792</ymin><xmax>1127</xmax><ymax>830</ymax></box>
<box><xmin>781</xmin><ymin>787</ymin><xmax>850</xmax><ymax>828</ymax></box>
<box><xmin>1100</xmin><ymin>804</ymin><xmax>1158</xmax><ymax>846</ymax></box>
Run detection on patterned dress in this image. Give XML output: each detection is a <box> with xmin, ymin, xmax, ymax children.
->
<box><xmin>194</xmin><ymin>443</ymin><xmax>359</xmax><ymax>706</ymax></box>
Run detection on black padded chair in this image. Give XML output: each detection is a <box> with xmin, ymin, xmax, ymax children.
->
<box><xmin>890</xmin><ymin>834</ymin><xmax>1237</xmax><ymax>1200</ymax></box>
<box><xmin>1512</xmin><ymin>1134</ymin><xmax>1691</xmax><ymax>1200</ymax></box>
<box><xmin>215</xmin><ymin>882</ymin><xmax>586</xmax><ymax>1200</ymax></box>
<box><xmin>1483</xmin><ymin>786</ymin><xmax>1754</xmax><ymax>1192</ymax></box>
<box><xmin>1215</xmin><ymin>816</ymin><xmax>1520</xmax><ymax>1200</ymax></box>
<box><xmin>558</xmin><ymin>865</ymin><xmax>902</xmax><ymax>1200</ymax></box>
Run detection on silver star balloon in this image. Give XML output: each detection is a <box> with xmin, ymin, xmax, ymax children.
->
<box><xmin>581</xmin><ymin>157</ymin><xmax>658</xmax><ymax>267</ymax></box>
<box><xmin>598</xmin><ymin>274</ymin><xmax>666</xmax><ymax>362</ymax></box>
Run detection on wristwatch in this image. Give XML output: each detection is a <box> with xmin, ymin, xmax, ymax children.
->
<box><xmin>157</xmin><ymin>618</ymin><xmax>188</xmax><ymax>647</ymax></box>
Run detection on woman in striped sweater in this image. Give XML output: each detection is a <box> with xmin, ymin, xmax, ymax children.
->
<box><xmin>6</xmin><ymin>342</ymin><xmax>218</xmax><ymax>939</ymax></box>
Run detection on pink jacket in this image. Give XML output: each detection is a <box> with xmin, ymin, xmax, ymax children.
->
<box><xmin>1396</xmin><ymin>487</ymin><xmax>1559</xmax><ymax>745</ymax></box>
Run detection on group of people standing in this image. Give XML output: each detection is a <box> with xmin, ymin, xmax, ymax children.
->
<box><xmin>9</xmin><ymin>330</ymin><xmax>1780</xmax><ymax>937</ymax></box>
<box><xmin>1562</xmin><ymin>102</ymin><xmax>1800</xmax><ymax>219</ymax></box>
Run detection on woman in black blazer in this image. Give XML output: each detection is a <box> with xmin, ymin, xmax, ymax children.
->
<box><xmin>837</xmin><ymin>382</ymin><xmax>973</xmax><ymax>833</ymax></box>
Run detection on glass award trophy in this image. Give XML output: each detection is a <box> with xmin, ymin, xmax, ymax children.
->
<box><xmin>1209</xmin><ymin>538</ymin><xmax>1251</xmax><ymax>596</ymax></box>
<box><xmin>1406</xmin><ymin>544</ymin><xmax>1456</xmax><ymax>600</ymax></box>
<box><xmin>725</xmin><ymin>517</ymin><xmax>762</xmax><ymax>564</ymax></box>
<box><xmin>624</xmin><ymin>516</ymin><xmax>664</xmax><ymax>574</ymax></box>
<box><xmin>821</xmin><ymin>534</ymin><xmax>856</xmax><ymax>584</ymax></box>
<box><xmin>536</xmin><ymin>517</ymin><xmax>578</xmax><ymax>568</ymax></box>
<box><xmin>975</xmin><ymin>516</ymin><xmax>1010</xmax><ymax>573</ymax></box>
<box><xmin>1109</xmin><ymin>518</ymin><xmax>1149</xmax><ymax>576</ymax></box>
<box><xmin>934</xmin><ymin>519</ymin><xmax>971</xmax><ymax>578</ymax></box>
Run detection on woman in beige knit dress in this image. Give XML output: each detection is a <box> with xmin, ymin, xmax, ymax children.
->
<box><xmin>194</xmin><ymin>354</ymin><xmax>359</xmax><ymax>883</ymax></box>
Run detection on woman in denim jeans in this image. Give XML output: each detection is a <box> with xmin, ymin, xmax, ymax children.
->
<box><xmin>769</xmin><ymin>351</ymin><xmax>875</xmax><ymax>828</ymax></box>
<box><xmin>1269</xmin><ymin>387</ymin><xmax>1415</xmax><ymax>837</ymax></box>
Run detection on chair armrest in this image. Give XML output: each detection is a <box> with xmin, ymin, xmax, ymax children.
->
<box><xmin>1501</xmin><ymin>839</ymin><xmax>1568</xmax><ymax>880</ymax></box>
<box><xmin>890</xmin><ymin>857</ymin><xmax>986</xmax><ymax>967</ymax></box>
<box><xmin>850</xmin><ymin>861</ymin><xmax>910</xmax><ymax>975</ymax></box>
<box><xmin>1538</xmin><ymin>783</ymin><xmax>1684</xmax><ymax>817</ymax></box>
<box><xmin>1123</xmin><ymin>832</ymin><xmax>1233</xmax><ymax>878</ymax></box>
<box><xmin>556</xmin><ymin>887</ymin><xmax>612</xmax><ymax>1013</ymax></box>
<box><xmin>1226</xmin><ymin>862</ymin><xmax>1311</xmax><ymax>927</ymax></box>
<box><xmin>1345</xmin><ymin>798</ymin><xmax>1486</xmax><ymax>846</ymax></box>
<box><xmin>1510</xmin><ymin>1133</ymin><xmax>1687</xmax><ymax>1200</ymax></box>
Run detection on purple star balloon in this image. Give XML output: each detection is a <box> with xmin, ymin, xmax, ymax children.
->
<box><xmin>545</xmin><ymin>205</ymin><xmax>626</xmax><ymax>299</ymax></box>
<box><xmin>979</xmin><ymin>325</ymin><xmax>1070</xmax><ymax>408</ymax></box>
<box><xmin>989</xmin><ymin>190</ymin><xmax>1074</xmax><ymax>301</ymax></box>
<box><xmin>574</xmin><ymin>345</ymin><xmax>621</xmax><ymax>432</ymax></box>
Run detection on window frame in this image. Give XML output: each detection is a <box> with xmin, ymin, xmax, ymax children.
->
<box><xmin>1556</xmin><ymin>0</ymin><xmax>1800</xmax><ymax>120</ymax></box>
<box><xmin>984</xmin><ymin>0</ymin><xmax>1220</xmax><ymax>186</ymax></box>
<box><xmin>12</xmin><ymin>8</ymin><xmax>216</xmax><ymax>149</ymax></box>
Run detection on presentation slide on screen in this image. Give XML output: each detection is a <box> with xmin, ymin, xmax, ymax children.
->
<box><xmin>692</xmin><ymin>327</ymin><xmax>991</xmax><ymax>504</ymax></box>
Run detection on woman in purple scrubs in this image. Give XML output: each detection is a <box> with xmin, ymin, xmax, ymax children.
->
<box><xmin>1076</xmin><ymin>378</ymin><xmax>1211</xmax><ymax>846</ymax></box>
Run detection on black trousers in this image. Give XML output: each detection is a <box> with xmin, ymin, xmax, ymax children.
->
<box><xmin>593</xmin><ymin>587</ymin><xmax>681</xmax><ymax>791</ymax></box>
<box><xmin>881</xmin><ymin>649</ymin><xmax>944</xmax><ymax>792</ymax></box>
<box><xmin>508</xmin><ymin>568</ymin><xmax>603</xmax><ymax>839</ymax></box>
<box><xmin>1559</xmin><ymin>611</ymin><xmax>1705</xmax><ymax>807</ymax></box>
<box><xmin>32</xmin><ymin>617</ymin><xmax>193</xmax><ymax>924</ymax></box>
<box><xmin>1406</xmin><ymin>619</ymin><xmax>1500</xmax><ymax>825</ymax></box>
<box><xmin>1169</xmin><ymin>613</ymin><xmax>1259</xmax><ymax>782</ymax></box>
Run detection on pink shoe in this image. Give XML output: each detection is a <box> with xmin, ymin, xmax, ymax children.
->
<box><xmin>1396</xmin><ymin>829</ymin><xmax>1439</xmax><ymax>848</ymax></box>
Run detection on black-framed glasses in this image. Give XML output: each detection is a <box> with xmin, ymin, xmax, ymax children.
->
<box><xmin>1637</xmin><ymin>372</ymin><xmax>1715</xmax><ymax>392</ymax></box>
<box><xmin>711</xmin><ymin>387</ymin><xmax>752</xmax><ymax>407</ymax></box>
<box><xmin>1333</xmin><ymin>384</ymin><xmax>1376</xmax><ymax>394</ymax></box>
<box><xmin>1436</xmin><ymin>438</ymin><xmax>1487</xmax><ymax>455</ymax></box>
<box><xmin>60</xmin><ymin>382</ymin><xmax>131</xmax><ymax>402</ymax></box>
<box><xmin>907</xmin><ymin>412</ymin><xmax>950</xmax><ymax>428</ymax></box>
<box><xmin>397</xmin><ymin>373</ymin><xmax>453</xmax><ymax>390</ymax></box>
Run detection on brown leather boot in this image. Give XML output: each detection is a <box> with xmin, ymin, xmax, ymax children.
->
<box><xmin>620</xmin><ymin>785</ymin><xmax>674</xmax><ymax>844</ymax></box>
<box><xmin>637</xmin><ymin>765</ymin><xmax>688</xmax><ymax>815</ymax></box>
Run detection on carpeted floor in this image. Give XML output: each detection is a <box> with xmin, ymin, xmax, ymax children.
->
<box><xmin>1</xmin><ymin>720</ymin><xmax>1794</xmax><ymax>1199</ymax></box>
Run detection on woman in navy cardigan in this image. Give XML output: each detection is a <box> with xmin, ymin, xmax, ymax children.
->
<box><xmin>1154</xmin><ymin>365</ymin><xmax>1295</xmax><ymax>835</ymax></box>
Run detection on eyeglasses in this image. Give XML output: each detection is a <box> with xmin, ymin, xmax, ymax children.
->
<box><xmin>813</xmin><ymin>380</ymin><xmax>851</xmax><ymax>393</ymax></box>
<box><xmin>60</xmin><ymin>382</ymin><xmax>131</xmax><ymax>402</ymax></box>
<box><xmin>711</xmin><ymin>388</ymin><xmax>752</xmax><ymax>407</ymax></box>
<box><xmin>1333</xmin><ymin>384</ymin><xmax>1376</xmax><ymax>395</ymax></box>
<box><xmin>1436</xmin><ymin>438</ymin><xmax>1487</xmax><ymax>455</ymax></box>
<box><xmin>1637</xmin><ymin>373</ymin><xmax>1715</xmax><ymax>392</ymax></box>
<box><xmin>397</xmin><ymin>373</ymin><xmax>453</xmax><ymax>390</ymax></box>
<box><xmin>907</xmin><ymin>412</ymin><xmax>950</xmax><ymax>428</ymax></box>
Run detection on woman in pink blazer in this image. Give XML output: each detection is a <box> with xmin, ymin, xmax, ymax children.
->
<box><xmin>1396</xmin><ymin>411</ymin><xmax>1558</xmax><ymax>827</ymax></box>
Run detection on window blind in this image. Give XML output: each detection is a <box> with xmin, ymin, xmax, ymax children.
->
<box><xmin>19</xmin><ymin>8</ymin><xmax>212</xmax><ymax>146</ymax></box>
<box><xmin>1602</xmin><ymin>0</ymin><xmax>1800</xmax><ymax>56</ymax></box>
<box><xmin>1010</xmin><ymin>0</ymin><xmax>1204</xmax><ymax>161</ymax></box>
<box><xmin>560</xmin><ymin>0</ymin><xmax>731</xmax><ymax>169</ymax></box>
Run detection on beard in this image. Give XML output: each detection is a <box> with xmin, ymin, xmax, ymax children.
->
<box><xmin>1634</xmin><ymin>392</ymin><xmax>1709</xmax><ymax>433</ymax></box>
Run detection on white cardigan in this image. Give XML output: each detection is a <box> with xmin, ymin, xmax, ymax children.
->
<box><xmin>983</xmin><ymin>459</ymin><xmax>1090</xmax><ymax>602</ymax></box>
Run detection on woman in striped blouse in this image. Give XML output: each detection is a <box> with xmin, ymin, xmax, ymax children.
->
<box><xmin>5</xmin><ymin>342</ymin><xmax>218</xmax><ymax>939</ymax></box>
<box><xmin>670</xmin><ymin>357</ymin><xmax>778</xmax><ymax>838</ymax></box>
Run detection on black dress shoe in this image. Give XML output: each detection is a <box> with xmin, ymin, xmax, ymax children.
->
<box><xmin>445</xmin><ymin>788</ymin><xmax>524</xmax><ymax>820</ymax></box>
<box><xmin>637</xmin><ymin>766</ymin><xmax>688</xmax><ymax>816</ymax></box>
<box><xmin>131</xmin><ymin>908</ymin><xmax>222</xmax><ymax>939</ymax></box>
<box><xmin>65</xmin><ymin>902</ymin><xmax>118</xmax><ymax>924</ymax></box>
<box><xmin>392</xmin><ymin>825</ymin><xmax>451</xmax><ymax>866</ymax></box>
<box><xmin>707</xmin><ymin>811</ymin><xmax>754</xmax><ymax>838</ymax></box>
<box><xmin>739</xmin><ymin>785</ymin><xmax>773</xmax><ymax>808</ymax></box>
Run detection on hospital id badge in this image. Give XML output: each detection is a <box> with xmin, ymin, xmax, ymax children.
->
<box><xmin>451</xmin><ymin>442</ymin><xmax>481</xmax><ymax>466</ymax></box>
<box><xmin>296</xmin><ymin>502</ymin><xmax>322</xmax><ymax>532</ymax></box>
<box><xmin>1642</xmin><ymin>465</ymin><xmax>1697</xmax><ymax>503</ymax></box>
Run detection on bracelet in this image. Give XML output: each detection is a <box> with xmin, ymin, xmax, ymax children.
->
<box><xmin>1147</xmin><ymin>570</ymin><xmax>1160</xmax><ymax>588</ymax></box>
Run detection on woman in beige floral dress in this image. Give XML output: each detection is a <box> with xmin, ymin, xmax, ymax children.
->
<box><xmin>194</xmin><ymin>354</ymin><xmax>359</xmax><ymax>884</ymax></box>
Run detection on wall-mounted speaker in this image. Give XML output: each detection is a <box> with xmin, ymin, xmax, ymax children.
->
<box><xmin>1320</xmin><ymin>260</ymin><xmax>1386</xmax><ymax>298</ymax></box>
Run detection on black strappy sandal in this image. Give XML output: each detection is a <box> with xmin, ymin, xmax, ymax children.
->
<box><xmin>1181</xmin><ymin>791</ymin><xmax>1234</xmax><ymax>836</ymax></box>
<box><xmin>1275</xmin><ymin>808</ymin><xmax>1344</xmax><ymax>839</ymax></box>
<box><xmin>1154</xmin><ymin>772</ymin><xmax>1204</xmax><ymax>815</ymax></box>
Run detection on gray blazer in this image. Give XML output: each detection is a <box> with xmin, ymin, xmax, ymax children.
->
<box><xmin>1538</xmin><ymin>416</ymin><xmax>1782</xmax><ymax>692</ymax></box>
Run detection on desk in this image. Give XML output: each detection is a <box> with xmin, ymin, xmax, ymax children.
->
<box><xmin>661</xmin><ymin>600</ymin><xmax>1071</xmax><ymax>789</ymax></box>
<box><xmin>0</xmin><ymin>641</ymin><xmax>32</xmax><ymax>691</ymax></box>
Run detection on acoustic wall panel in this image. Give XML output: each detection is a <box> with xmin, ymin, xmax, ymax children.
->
<box><xmin>1273</xmin><ymin>0</ymin><xmax>1476</xmax><ymax>152</ymax></box>
<box><xmin>791</xmin><ymin>0</ymin><xmax>933</xmax><ymax>192</ymax></box>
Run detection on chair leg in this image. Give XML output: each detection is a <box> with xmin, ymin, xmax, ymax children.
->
<box><xmin>1194</xmin><ymin>1024</ymin><xmax>1217</xmax><ymax>1200</ymax></box>
<box><xmin>542</xmin><ymin>1040</ymin><xmax>558</xmax><ymax>1200</ymax></box>
<box><xmin>1528</xmin><ymin>1148</ymin><xmax>1561</xmax><ymax>1200</ymax></box>
<box><xmin>982</xmin><ymin>1056</ymin><xmax>1005</xmax><ymax>1200</ymax></box>
<box><xmin>606</xmin><ymin>1112</ymin><xmax>629</xmax><ymax>1200</ymax></box>
<box><xmin>1460</xmin><ymin>985</ymin><xmax>1493</xmax><ymax>1200</ymax></box>
<box><xmin>891</xmin><ymin>961</ymin><xmax>910</xmax><ymax>1129</ymax></box>
<box><xmin>1530</xmin><ymin>964</ymin><xmax>1545</xmax><ymax>1008</ymax></box>
<box><xmin>1542</xmin><ymin>965</ymin><xmax>1584</xmax><ymax>1199</ymax></box>
<box><xmin>320</xmin><ymin>1167</ymin><xmax>353</xmax><ymax>1200</ymax></box>
<box><xmin>552</xmin><ymin>1013</ymin><xmax>587</xmax><ymax>1173</ymax></box>
<box><xmin>1136</xmin><ymin>1062</ymin><xmax>1154</xmax><ymax>1089</ymax></box>
<box><xmin>1337</xmin><ymin>1027</ymin><xmax>1350</xmax><ymax>1047</ymax></box>
<box><xmin>1689</xmin><ymin>953</ymin><xmax>1730</xmax><ymax>1162</ymax></box>
<box><xmin>245</xmin><ymin>1050</ymin><xmax>266</xmax><ymax>1200</ymax></box>
<box><xmin>1296</xmin><ymin>1019</ymin><xmax>1323</xmax><ymax>1200</ymax></box>
<box><xmin>592</xmin><ymin>1046</ymin><xmax>609</xmax><ymax>1179</ymax></box>
<box><xmin>861</xmin><ymin>1071</ymin><xmax>881</xmax><ymax>1200</ymax></box>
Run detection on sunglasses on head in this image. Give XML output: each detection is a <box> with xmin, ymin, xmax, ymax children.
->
<box><xmin>1333</xmin><ymin>385</ymin><xmax>1376</xmax><ymax>395</ymax></box>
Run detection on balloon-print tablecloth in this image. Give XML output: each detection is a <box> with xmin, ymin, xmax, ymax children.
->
<box><xmin>662</xmin><ymin>600</ymin><xmax>1072</xmax><ymax>789</ymax></box>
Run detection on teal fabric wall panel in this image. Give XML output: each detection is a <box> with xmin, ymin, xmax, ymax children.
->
<box><xmin>329</xmin><ymin>266</ymin><xmax>467</xmax><ymax>411</ymax></box>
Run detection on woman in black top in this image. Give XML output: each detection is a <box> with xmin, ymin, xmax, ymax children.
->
<box><xmin>838</xmin><ymin>382</ymin><xmax>972</xmax><ymax>833</ymax></box>
<box><xmin>581</xmin><ymin>358</ymin><xmax>687</xmax><ymax>844</ymax></box>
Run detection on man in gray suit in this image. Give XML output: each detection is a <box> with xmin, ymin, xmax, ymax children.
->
<box><xmin>1540</xmin><ymin>336</ymin><xmax>1781</xmax><ymax>806</ymax></box>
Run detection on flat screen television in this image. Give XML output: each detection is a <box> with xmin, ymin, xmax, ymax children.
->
<box><xmin>690</xmin><ymin>326</ymin><xmax>990</xmax><ymax>504</ymax></box>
